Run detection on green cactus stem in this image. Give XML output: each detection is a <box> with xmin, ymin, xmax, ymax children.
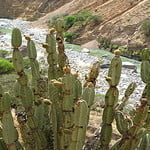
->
<box><xmin>55</xmin><ymin>19</ymin><xmax>68</xmax><ymax>76</ymax></box>
<box><xmin>43</xmin><ymin>28</ymin><xmax>59</xmax><ymax>79</ymax></box>
<box><xmin>1</xmin><ymin>92</ymin><xmax>22</xmax><ymax>150</ymax></box>
<box><xmin>111</xmin><ymin>98</ymin><xmax>148</xmax><ymax>150</ymax></box>
<box><xmin>25</xmin><ymin>36</ymin><xmax>50</xmax><ymax>140</ymax></box>
<box><xmin>0</xmin><ymin>127</ymin><xmax>7</xmax><ymax>150</ymax></box>
<box><xmin>116</xmin><ymin>82</ymin><xmax>137</xmax><ymax>111</ymax></box>
<box><xmin>12</xmin><ymin>28</ymin><xmax>48</xmax><ymax>150</ymax></box>
<box><xmin>139</xmin><ymin>133</ymin><xmax>150</xmax><ymax>150</ymax></box>
<box><xmin>11</xmin><ymin>28</ymin><xmax>22</xmax><ymax>48</ymax></box>
<box><xmin>99</xmin><ymin>50</ymin><xmax>122</xmax><ymax>150</ymax></box>
<box><xmin>68</xmin><ymin>100</ymin><xmax>89</xmax><ymax>150</ymax></box>
<box><xmin>59</xmin><ymin>66</ymin><xmax>76</xmax><ymax>149</ymax></box>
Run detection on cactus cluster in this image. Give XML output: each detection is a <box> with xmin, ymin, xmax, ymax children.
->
<box><xmin>0</xmin><ymin>19</ymin><xmax>100</xmax><ymax>150</ymax></box>
<box><xmin>95</xmin><ymin>49</ymin><xmax>150</xmax><ymax>150</ymax></box>
<box><xmin>0</xmin><ymin>19</ymin><xmax>149</xmax><ymax>150</ymax></box>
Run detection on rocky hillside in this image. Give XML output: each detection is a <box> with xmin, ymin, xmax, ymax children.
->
<box><xmin>0</xmin><ymin>0</ymin><xmax>150</xmax><ymax>50</ymax></box>
<box><xmin>0</xmin><ymin>0</ymin><xmax>72</xmax><ymax>18</ymax></box>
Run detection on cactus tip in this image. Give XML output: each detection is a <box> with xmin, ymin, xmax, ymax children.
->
<box><xmin>49</xmin><ymin>28</ymin><xmax>55</xmax><ymax>34</ymax></box>
<box><xmin>63</xmin><ymin>65</ymin><xmax>71</xmax><ymax>73</ymax></box>
<box><xmin>24</xmin><ymin>35</ymin><xmax>31</xmax><ymax>41</ymax></box>
<box><xmin>114</xmin><ymin>49</ymin><xmax>121</xmax><ymax>55</ymax></box>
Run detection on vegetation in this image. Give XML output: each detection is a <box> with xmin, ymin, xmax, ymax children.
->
<box><xmin>63</xmin><ymin>10</ymin><xmax>102</xmax><ymax>30</ymax></box>
<box><xmin>0</xmin><ymin>58</ymin><xmax>14</xmax><ymax>74</ymax></box>
<box><xmin>64</xmin><ymin>31</ymin><xmax>80</xmax><ymax>42</ymax></box>
<box><xmin>98</xmin><ymin>38</ymin><xmax>147</xmax><ymax>61</ymax></box>
<box><xmin>0</xmin><ymin>50</ymin><xmax>9</xmax><ymax>58</ymax></box>
<box><xmin>47</xmin><ymin>13</ymin><xmax>68</xmax><ymax>28</ymax></box>
<box><xmin>0</xmin><ymin>22</ymin><xmax>149</xmax><ymax>150</ymax></box>
<box><xmin>141</xmin><ymin>19</ymin><xmax>150</xmax><ymax>36</ymax></box>
<box><xmin>47</xmin><ymin>10</ymin><xmax>102</xmax><ymax>41</ymax></box>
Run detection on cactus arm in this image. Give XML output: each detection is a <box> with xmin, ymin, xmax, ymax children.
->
<box><xmin>99</xmin><ymin>50</ymin><xmax>122</xmax><ymax>149</ymax></box>
<box><xmin>43</xmin><ymin>28</ymin><xmax>59</xmax><ymax>79</ymax></box>
<box><xmin>139</xmin><ymin>133</ymin><xmax>150</xmax><ymax>150</ymax></box>
<box><xmin>1</xmin><ymin>92</ymin><xmax>22</xmax><ymax>150</ymax></box>
<box><xmin>68</xmin><ymin>100</ymin><xmax>89</xmax><ymax>150</ymax></box>
<box><xmin>12</xmin><ymin>28</ymin><xmax>48</xmax><ymax>150</ymax></box>
<box><xmin>60</xmin><ymin>66</ymin><xmax>76</xmax><ymax>149</ymax></box>
<box><xmin>55</xmin><ymin>19</ymin><xmax>68</xmax><ymax>76</ymax></box>
<box><xmin>115</xmin><ymin>82</ymin><xmax>137</xmax><ymax>111</ymax></box>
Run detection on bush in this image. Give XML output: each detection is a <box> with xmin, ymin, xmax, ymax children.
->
<box><xmin>64</xmin><ymin>15</ymin><xmax>76</xmax><ymax>29</ymax></box>
<box><xmin>47</xmin><ymin>13</ymin><xmax>68</xmax><ymax>28</ymax></box>
<box><xmin>63</xmin><ymin>10</ymin><xmax>102</xmax><ymax>29</ymax></box>
<box><xmin>141</xmin><ymin>20</ymin><xmax>150</xmax><ymax>36</ymax></box>
<box><xmin>64</xmin><ymin>32</ymin><xmax>80</xmax><ymax>41</ymax></box>
<box><xmin>0</xmin><ymin>50</ymin><xmax>9</xmax><ymax>58</ymax></box>
<box><xmin>0</xmin><ymin>59</ymin><xmax>14</xmax><ymax>74</ymax></box>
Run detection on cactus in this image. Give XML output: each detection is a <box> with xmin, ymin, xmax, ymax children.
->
<box><xmin>55</xmin><ymin>19</ymin><xmax>68</xmax><ymax>76</ymax></box>
<box><xmin>1</xmin><ymin>24</ymin><xmax>150</xmax><ymax>150</ymax></box>
<box><xmin>109</xmin><ymin>48</ymin><xmax>150</xmax><ymax>150</ymax></box>
<box><xmin>0</xmin><ymin>90</ymin><xmax>23</xmax><ymax>150</ymax></box>
<box><xmin>115</xmin><ymin>82</ymin><xmax>137</xmax><ymax>111</ymax></box>
<box><xmin>11</xmin><ymin>28</ymin><xmax>48</xmax><ymax>150</ymax></box>
<box><xmin>99</xmin><ymin>50</ymin><xmax>122</xmax><ymax>150</ymax></box>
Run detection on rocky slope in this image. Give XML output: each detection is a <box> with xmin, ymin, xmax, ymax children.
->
<box><xmin>0</xmin><ymin>0</ymin><xmax>72</xmax><ymax>18</ymax></box>
<box><xmin>0</xmin><ymin>0</ymin><xmax>150</xmax><ymax>49</ymax></box>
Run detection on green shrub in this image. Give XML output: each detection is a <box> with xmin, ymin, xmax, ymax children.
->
<box><xmin>64</xmin><ymin>32</ymin><xmax>80</xmax><ymax>41</ymax></box>
<box><xmin>141</xmin><ymin>20</ymin><xmax>150</xmax><ymax>36</ymax></box>
<box><xmin>26</xmin><ymin>17</ymin><xmax>39</xmax><ymax>21</ymax></box>
<box><xmin>0</xmin><ymin>50</ymin><xmax>9</xmax><ymax>58</ymax></box>
<box><xmin>47</xmin><ymin>13</ymin><xmax>68</xmax><ymax>27</ymax></box>
<box><xmin>64</xmin><ymin>15</ymin><xmax>76</xmax><ymax>29</ymax></box>
<box><xmin>47</xmin><ymin>10</ymin><xmax>102</xmax><ymax>32</ymax></box>
<box><xmin>0</xmin><ymin>59</ymin><xmax>14</xmax><ymax>74</ymax></box>
<box><xmin>64</xmin><ymin>10</ymin><xmax>102</xmax><ymax>29</ymax></box>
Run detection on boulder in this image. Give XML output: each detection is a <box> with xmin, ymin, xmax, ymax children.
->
<box><xmin>20</xmin><ymin>45</ymin><xmax>28</xmax><ymax>57</ymax></box>
<box><xmin>122</xmin><ymin>62</ymin><xmax>136</xmax><ymax>70</ymax></box>
<box><xmin>82</xmin><ymin>48</ymin><xmax>90</xmax><ymax>53</ymax></box>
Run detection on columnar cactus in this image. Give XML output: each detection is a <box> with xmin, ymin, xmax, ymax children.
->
<box><xmin>11</xmin><ymin>28</ymin><xmax>48</xmax><ymax>150</ymax></box>
<box><xmin>99</xmin><ymin>49</ymin><xmax>122</xmax><ymax>149</ymax></box>
<box><xmin>1</xmin><ymin>23</ymin><xmax>149</xmax><ymax>150</ymax></box>
<box><xmin>1</xmin><ymin>91</ymin><xmax>22</xmax><ymax>150</ymax></box>
<box><xmin>55</xmin><ymin>19</ymin><xmax>68</xmax><ymax>76</ymax></box>
<box><xmin>110</xmin><ymin>48</ymin><xmax>150</xmax><ymax>150</ymax></box>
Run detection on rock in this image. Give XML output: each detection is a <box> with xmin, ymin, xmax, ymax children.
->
<box><xmin>81</xmin><ymin>40</ymin><xmax>99</xmax><ymax>49</ymax></box>
<box><xmin>82</xmin><ymin>48</ymin><xmax>90</xmax><ymax>53</ymax></box>
<box><xmin>101</xmin><ymin>63</ymin><xmax>110</xmax><ymax>68</ymax></box>
<box><xmin>101</xmin><ymin>54</ymin><xmax>108</xmax><ymax>58</ymax></box>
<box><xmin>20</xmin><ymin>45</ymin><xmax>28</xmax><ymax>57</ymax></box>
<box><xmin>122</xmin><ymin>62</ymin><xmax>136</xmax><ymax>70</ymax></box>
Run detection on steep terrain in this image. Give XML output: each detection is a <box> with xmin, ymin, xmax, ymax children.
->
<box><xmin>0</xmin><ymin>0</ymin><xmax>72</xmax><ymax>18</ymax></box>
<box><xmin>0</xmin><ymin>0</ymin><xmax>150</xmax><ymax>49</ymax></box>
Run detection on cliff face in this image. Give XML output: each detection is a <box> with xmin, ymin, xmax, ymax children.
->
<box><xmin>0</xmin><ymin>0</ymin><xmax>72</xmax><ymax>18</ymax></box>
<box><xmin>0</xmin><ymin>0</ymin><xmax>150</xmax><ymax>49</ymax></box>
